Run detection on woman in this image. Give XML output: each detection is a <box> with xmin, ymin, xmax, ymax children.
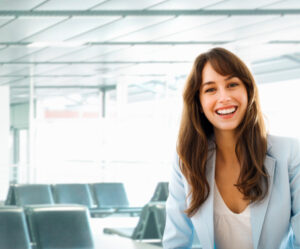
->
<box><xmin>163</xmin><ymin>47</ymin><xmax>300</xmax><ymax>249</ymax></box>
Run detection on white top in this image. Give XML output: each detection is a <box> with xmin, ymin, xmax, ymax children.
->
<box><xmin>214</xmin><ymin>183</ymin><xmax>254</xmax><ymax>249</ymax></box>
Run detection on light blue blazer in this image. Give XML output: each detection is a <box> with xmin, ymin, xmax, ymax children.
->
<box><xmin>163</xmin><ymin>135</ymin><xmax>300</xmax><ymax>249</ymax></box>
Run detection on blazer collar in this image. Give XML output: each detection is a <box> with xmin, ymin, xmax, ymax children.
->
<box><xmin>190</xmin><ymin>137</ymin><xmax>276</xmax><ymax>249</ymax></box>
<box><xmin>190</xmin><ymin>148</ymin><xmax>216</xmax><ymax>249</ymax></box>
<box><xmin>251</xmin><ymin>136</ymin><xmax>276</xmax><ymax>249</ymax></box>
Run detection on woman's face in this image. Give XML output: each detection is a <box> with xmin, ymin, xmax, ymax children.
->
<box><xmin>199</xmin><ymin>62</ymin><xmax>248</xmax><ymax>134</ymax></box>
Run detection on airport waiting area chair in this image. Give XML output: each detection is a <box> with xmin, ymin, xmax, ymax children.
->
<box><xmin>103</xmin><ymin>201</ymin><xmax>166</xmax><ymax>241</ymax></box>
<box><xmin>5</xmin><ymin>184</ymin><xmax>54</xmax><ymax>206</ymax></box>
<box><xmin>0</xmin><ymin>206</ymin><xmax>31</xmax><ymax>249</ymax></box>
<box><xmin>52</xmin><ymin>183</ymin><xmax>95</xmax><ymax>208</ymax></box>
<box><xmin>91</xmin><ymin>182</ymin><xmax>142</xmax><ymax>216</ymax></box>
<box><xmin>52</xmin><ymin>183</ymin><xmax>115</xmax><ymax>217</ymax></box>
<box><xmin>25</xmin><ymin>204</ymin><xmax>94</xmax><ymax>249</ymax></box>
<box><xmin>92</xmin><ymin>182</ymin><xmax>129</xmax><ymax>208</ymax></box>
<box><xmin>150</xmin><ymin>182</ymin><xmax>169</xmax><ymax>202</ymax></box>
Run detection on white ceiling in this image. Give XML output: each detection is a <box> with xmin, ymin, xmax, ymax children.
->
<box><xmin>0</xmin><ymin>0</ymin><xmax>299</xmax><ymax>104</ymax></box>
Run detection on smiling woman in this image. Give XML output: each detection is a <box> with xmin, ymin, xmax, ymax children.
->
<box><xmin>163</xmin><ymin>47</ymin><xmax>300</xmax><ymax>249</ymax></box>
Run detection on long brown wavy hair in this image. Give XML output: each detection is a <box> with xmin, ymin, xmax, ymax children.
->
<box><xmin>177</xmin><ymin>47</ymin><xmax>268</xmax><ymax>217</ymax></box>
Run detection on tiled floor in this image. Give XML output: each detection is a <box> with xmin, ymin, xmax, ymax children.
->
<box><xmin>90</xmin><ymin>216</ymin><xmax>163</xmax><ymax>249</ymax></box>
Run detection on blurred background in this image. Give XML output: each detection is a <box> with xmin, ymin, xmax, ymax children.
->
<box><xmin>1</xmin><ymin>0</ymin><xmax>300</xmax><ymax>207</ymax></box>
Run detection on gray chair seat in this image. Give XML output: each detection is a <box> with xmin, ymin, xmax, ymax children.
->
<box><xmin>53</xmin><ymin>183</ymin><xmax>95</xmax><ymax>208</ymax></box>
<box><xmin>6</xmin><ymin>184</ymin><xmax>54</xmax><ymax>206</ymax></box>
<box><xmin>25</xmin><ymin>204</ymin><xmax>94</xmax><ymax>249</ymax></box>
<box><xmin>0</xmin><ymin>206</ymin><xmax>31</xmax><ymax>249</ymax></box>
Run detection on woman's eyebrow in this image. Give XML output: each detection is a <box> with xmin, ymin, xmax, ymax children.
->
<box><xmin>202</xmin><ymin>75</ymin><xmax>238</xmax><ymax>87</ymax></box>
<box><xmin>225</xmin><ymin>75</ymin><xmax>237</xmax><ymax>81</ymax></box>
<box><xmin>202</xmin><ymin>81</ymin><xmax>215</xmax><ymax>86</ymax></box>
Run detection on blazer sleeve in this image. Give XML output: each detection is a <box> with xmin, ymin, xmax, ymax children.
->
<box><xmin>163</xmin><ymin>153</ymin><xmax>194</xmax><ymax>249</ymax></box>
<box><xmin>289</xmin><ymin>138</ymin><xmax>300</xmax><ymax>248</ymax></box>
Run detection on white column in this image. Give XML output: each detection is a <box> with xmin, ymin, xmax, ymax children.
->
<box><xmin>28</xmin><ymin>68</ymin><xmax>36</xmax><ymax>183</ymax></box>
<box><xmin>0</xmin><ymin>85</ymin><xmax>10</xmax><ymax>200</ymax></box>
<box><xmin>116</xmin><ymin>80</ymin><xmax>128</xmax><ymax>118</ymax></box>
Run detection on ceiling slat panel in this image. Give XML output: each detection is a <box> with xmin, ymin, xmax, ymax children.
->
<box><xmin>0</xmin><ymin>17</ymin><xmax>15</xmax><ymax>26</ymax></box>
<box><xmin>211</xmin><ymin>16</ymin><xmax>300</xmax><ymax>43</ymax></box>
<box><xmin>98</xmin><ymin>44</ymin><xmax>207</xmax><ymax>62</ymax></box>
<box><xmin>93</xmin><ymin>0</ymin><xmax>166</xmax><ymax>10</ymax></box>
<box><xmin>24</xmin><ymin>16</ymin><xmax>122</xmax><ymax>42</ymax></box>
<box><xmin>117</xmin><ymin>63</ymin><xmax>192</xmax><ymax>76</ymax></box>
<box><xmin>204</xmin><ymin>0</ymin><xmax>282</xmax><ymax>9</ymax></box>
<box><xmin>0</xmin><ymin>0</ymin><xmax>45</xmax><ymax>10</ymax></box>
<box><xmin>22</xmin><ymin>76</ymin><xmax>102</xmax><ymax>86</ymax></box>
<box><xmin>0</xmin><ymin>76</ymin><xmax>23</xmax><ymax>85</ymax></box>
<box><xmin>113</xmin><ymin>16</ymin><xmax>225</xmax><ymax>42</ymax></box>
<box><xmin>52</xmin><ymin>45</ymin><xmax>130</xmax><ymax>62</ymax></box>
<box><xmin>0</xmin><ymin>65</ymin><xmax>28</xmax><ymax>76</ymax></box>
<box><xmin>41</xmin><ymin>64</ymin><xmax>106</xmax><ymax>75</ymax></box>
<box><xmin>0</xmin><ymin>47</ymin><xmax>43</xmax><ymax>61</ymax></box>
<box><xmin>150</xmin><ymin>0</ymin><xmax>223</xmax><ymax>9</ymax></box>
<box><xmin>94</xmin><ymin>45</ymin><xmax>174</xmax><ymax>61</ymax></box>
<box><xmin>36</xmin><ymin>0</ymin><xmax>107</xmax><ymax>10</ymax></box>
<box><xmin>156</xmin><ymin>16</ymin><xmax>276</xmax><ymax>41</ymax></box>
<box><xmin>236</xmin><ymin>44</ymin><xmax>300</xmax><ymax>62</ymax></box>
<box><xmin>14</xmin><ymin>47</ymin><xmax>86</xmax><ymax>62</ymax></box>
<box><xmin>0</xmin><ymin>17</ymin><xmax>67</xmax><ymax>42</ymax></box>
<box><xmin>48</xmin><ymin>64</ymin><xmax>133</xmax><ymax>76</ymax></box>
<box><xmin>68</xmin><ymin>16</ymin><xmax>173</xmax><ymax>42</ymax></box>
<box><xmin>252</xmin><ymin>57</ymin><xmax>299</xmax><ymax>74</ymax></box>
<box><xmin>31</xmin><ymin>65</ymin><xmax>65</xmax><ymax>75</ymax></box>
<box><xmin>261</xmin><ymin>0</ymin><xmax>300</xmax><ymax>9</ymax></box>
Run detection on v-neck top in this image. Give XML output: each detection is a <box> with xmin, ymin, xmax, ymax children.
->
<box><xmin>214</xmin><ymin>182</ymin><xmax>254</xmax><ymax>249</ymax></box>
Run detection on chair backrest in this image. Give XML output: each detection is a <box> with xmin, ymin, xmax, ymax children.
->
<box><xmin>5</xmin><ymin>185</ymin><xmax>17</xmax><ymax>205</ymax></box>
<box><xmin>150</xmin><ymin>182</ymin><xmax>169</xmax><ymax>202</ymax></box>
<box><xmin>132</xmin><ymin>201</ymin><xmax>166</xmax><ymax>240</ymax></box>
<box><xmin>0</xmin><ymin>206</ymin><xmax>31</xmax><ymax>249</ymax></box>
<box><xmin>92</xmin><ymin>182</ymin><xmax>129</xmax><ymax>208</ymax></box>
<box><xmin>14</xmin><ymin>184</ymin><xmax>54</xmax><ymax>206</ymax></box>
<box><xmin>150</xmin><ymin>202</ymin><xmax>166</xmax><ymax>238</ymax></box>
<box><xmin>53</xmin><ymin>184</ymin><xmax>94</xmax><ymax>208</ymax></box>
<box><xmin>26</xmin><ymin>204</ymin><xmax>94</xmax><ymax>249</ymax></box>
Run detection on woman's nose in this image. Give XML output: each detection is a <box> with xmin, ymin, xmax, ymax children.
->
<box><xmin>218</xmin><ymin>89</ymin><xmax>231</xmax><ymax>103</ymax></box>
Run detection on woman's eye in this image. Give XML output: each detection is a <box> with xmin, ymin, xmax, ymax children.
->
<box><xmin>228</xmin><ymin>83</ymin><xmax>238</xmax><ymax>88</ymax></box>
<box><xmin>205</xmin><ymin>88</ymin><xmax>215</xmax><ymax>93</ymax></box>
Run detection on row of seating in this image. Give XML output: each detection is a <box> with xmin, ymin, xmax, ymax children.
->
<box><xmin>4</xmin><ymin>182</ymin><xmax>168</xmax><ymax>217</ymax></box>
<box><xmin>0</xmin><ymin>204</ymin><xmax>94</xmax><ymax>249</ymax></box>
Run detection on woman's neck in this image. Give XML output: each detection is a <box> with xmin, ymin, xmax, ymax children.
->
<box><xmin>214</xmin><ymin>129</ymin><xmax>239</xmax><ymax>167</ymax></box>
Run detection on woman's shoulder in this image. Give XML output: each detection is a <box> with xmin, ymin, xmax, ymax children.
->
<box><xmin>267</xmin><ymin>134</ymin><xmax>300</xmax><ymax>161</ymax></box>
<box><xmin>267</xmin><ymin>134</ymin><xmax>300</xmax><ymax>147</ymax></box>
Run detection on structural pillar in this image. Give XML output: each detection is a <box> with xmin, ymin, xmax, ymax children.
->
<box><xmin>28</xmin><ymin>67</ymin><xmax>36</xmax><ymax>183</ymax></box>
<box><xmin>116</xmin><ymin>80</ymin><xmax>128</xmax><ymax>118</ymax></box>
<box><xmin>101</xmin><ymin>89</ymin><xmax>106</xmax><ymax>118</ymax></box>
<box><xmin>0</xmin><ymin>85</ymin><xmax>10</xmax><ymax>200</ymax></box>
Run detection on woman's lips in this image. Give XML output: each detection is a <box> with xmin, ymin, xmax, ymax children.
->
<box><xmin>215</xmin><ymin>106</ymin><xmax>237</xmax><ymax>115</ymax></box>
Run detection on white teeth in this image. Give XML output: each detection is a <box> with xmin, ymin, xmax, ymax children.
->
<box><xmin>216</xmin><ymin>107</ymin><xmax>236</xmax><ymax>115</ymax></box>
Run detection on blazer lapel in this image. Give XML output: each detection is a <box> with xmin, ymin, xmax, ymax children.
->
<box><xmin>250</xmin><ymin>154</ymin><xmax>276</xmax><ymax>249</ymax></box>
<box><xmin>191</xmin><ymin>148</ymin><xmax>216</xmax><ymax>249</ymax></box>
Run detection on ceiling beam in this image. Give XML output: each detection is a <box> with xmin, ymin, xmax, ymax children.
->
<box><xmin>0</xmin><ymin>41</ymin><xmax>229</xmax><ymax>46</ymax></box>
<box><xmin>282</xmin><ymin>55</ymin><xmax>300</xmax><ymax>64</ymax></box>
<box><xmin>2</xmin><ymin>41</ymin><xmax>299</xmax><ymax>47</ymax></box>
<box><xmin>0</xmin><ymin>9</ymin><xmax>300</xmax><ymax>17</ymax></box>
<box><xmin>11</xmin><ymin>85</ymin><xmax>116</xmax><ymax>91</ymax></box>
<box><xmin>0</xmin><ymin>61</ymin><xmax>191</xmax><ymax>65</ymax></box>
